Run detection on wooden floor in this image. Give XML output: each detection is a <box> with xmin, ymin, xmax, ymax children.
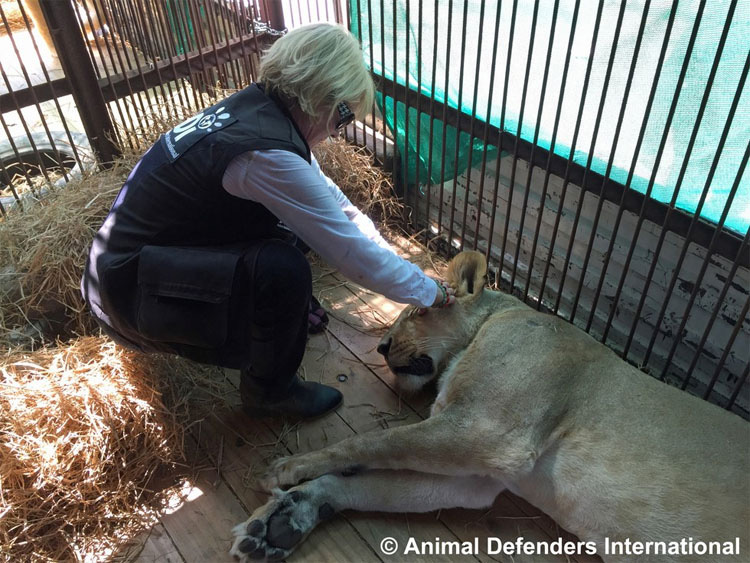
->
<box><xmin>120</xmin><ymin>243</ymin><xmax>601</xmax><ymax>563</ymax></box>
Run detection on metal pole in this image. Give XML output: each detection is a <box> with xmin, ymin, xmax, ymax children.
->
<box><xmin>267</xmin><ymin>0</ymin><xmax>286</xmax><ymax>31</ymax></box>
<box><xmin>38</xmin><ymin>0</ymin><xmax>120</xmax><ymax>166</ymax></box>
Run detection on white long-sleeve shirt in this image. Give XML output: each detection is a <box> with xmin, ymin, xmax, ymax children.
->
<box><xmin>222</xmin><ymin>148</ymin><xmax>437</xmax><ymax>307</ymax></box>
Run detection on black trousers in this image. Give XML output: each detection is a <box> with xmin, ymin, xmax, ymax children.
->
<box><xmin>123</xmin><ymin>238</ymin><xmax>311</xmax><ymax>396</ymax></box>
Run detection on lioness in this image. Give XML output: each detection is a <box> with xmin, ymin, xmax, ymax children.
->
<box><xmin>231</xmin><ymin>251</ymin><xmax>749</xmax><ymax>562</ymax></box>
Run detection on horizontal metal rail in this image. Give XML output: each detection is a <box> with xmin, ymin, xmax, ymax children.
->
<box><xmin>0</xmin><ymin>31</ymin><xmax>275</xmax><ymax>114</ymax></box>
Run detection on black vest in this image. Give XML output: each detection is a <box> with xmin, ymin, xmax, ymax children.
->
<box><xmin>82</xmin><ymin>84</ymin><xmax>310</xmax><ymax>340</ymax></box>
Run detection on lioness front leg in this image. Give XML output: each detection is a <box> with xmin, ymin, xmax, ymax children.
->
<box><xmin>231</xmin><ymin>470</ymin><xmax>504</xmax><ymax>562</ymax></box>
<box><xmin>263</xmin><ymin>415</ymin><xmax>478</xmax><ymax>489</ymax></box>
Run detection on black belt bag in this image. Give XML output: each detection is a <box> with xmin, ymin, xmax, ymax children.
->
<box><xmin>136</xmin><ymin>245</ymin><xmax>240</xmax><ymax>348</ymax></box>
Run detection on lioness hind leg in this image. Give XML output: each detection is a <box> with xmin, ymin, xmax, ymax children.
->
<box><xmin>231</xmin><ymin>471</ymin><xmax>504</xmax><ymax>561</ymax></box>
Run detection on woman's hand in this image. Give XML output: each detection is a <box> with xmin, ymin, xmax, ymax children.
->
<box><xmin>430</xmin><ymin>279</ymin><xmax>455</xmax><ymax>308</ymax></box>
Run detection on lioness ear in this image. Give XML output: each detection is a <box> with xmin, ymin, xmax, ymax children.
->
<box><xmin>445</xmin><ymin>251</ymin><xmax>487</xmax><ymax>298</ymax></box>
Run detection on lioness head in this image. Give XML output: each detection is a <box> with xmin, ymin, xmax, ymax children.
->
<box><xmin>377</xmin><ymin>251</ymin><xmax>489</xmax><ymax>393</ymax></box>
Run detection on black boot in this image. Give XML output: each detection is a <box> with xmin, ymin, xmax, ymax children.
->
<box><xmin>240</xmin><ymin>372</ymin><xmax>342</xmax><ymax>419</ymax></box>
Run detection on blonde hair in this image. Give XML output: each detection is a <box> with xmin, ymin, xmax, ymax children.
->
<box><xmin>259</xmin><ymin>23</ymin><xmax>375</xmax><ymax>123</ymax></box>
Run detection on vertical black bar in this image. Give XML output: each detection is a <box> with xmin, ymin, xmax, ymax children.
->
<box><xmin>214</xmin><ymin>0</ymin><xmax>240</xmax><ymax>87</ymax></box>
<box><xmin>230</xmin><ymin>0</ymin><xmax>253</xmax><ymax>85</ymax></box>
<box><xmin>526</xmin><ymin>0</ymin><xmax>579</xmax><ymax>304</ymax></box>
<box><xmin>725</xmin><ymin>355</ymin><xmax>750</xmax><ymax>411</ymax></box>
<box><xmin>412</xmin><ymin>0</ymin><xmax>422</xmax><ymax>232</ymax></box>
<box><xmin>0</xmin><ymin>8</ymin><xmax>60</xmax><ymax>184</ymax></box>
<box><xmin>618</xmin><ymin>0</ymin><xmax>708</xmax><ymax>358</ymax></box>
<box><xmin>76</xmin><ymin>0</ymin><xmax>138</xmax><ymax>146</ymax></box>
<box><xmin>624</xmin><ymin>0</ymin><xmax>730</xmax><ymax>362</ymax></box>
<box><xmin>133</xmin><ymin>0</ymin><xmax>173</xmax><ymax>116</ymax></box>
<box><xmin>695</xmin><ymin>229</ymin><xmax>750</xmax><ymax>399</ymax></box>
<box><xmin>436</xmin><ymin>0</ymin><xmax>454</xmax><ymax>238</ymax></box>
<box><xmin>203</xmin><ymin>0</ymin><xmax>229</xmax><ymax>87</ymax></box>
<box><xmin>600</xmin><ymin>0</ymin><xmax>680</xmax><ymax>341</ymax></box>
<box><xmin>38</xmin><ymin>0</ymin><xmax>120</xmax><ymax>165</ymax></box>
<box><xmin>537</xmin><ymin>1</ymin><xmax>604</xmax><ymax>308</ymax></box>
<box><xmin>564</xmin><ymin>0</ymin><xmax>629</xmax><ymax>323</ymax></box>
<box><xmin>0</xmin><ymin>106</ymin><xmax>36</xmax><ymax>195</ymax></box>
<box><xmin>267</xmin><ymin>0</ymin><xmax>286</xmax><ymax>29</ymax></box>
<box><xmin>471</xmin><ymin>1</ymin><xmax>503</xmax><ymax>253</ymax></box>
<box><xmin>366</xmin><ymin>0</ymin><xmax>377</xmax><ymax>156</ymax></box>
<box><xmin>140</xmin><ymin>0</ymin><xmax>179</xmax><ymax>110</ymax></box>
<box><xmin>391</xmin><ymin>0</ymin><xmax>399</xmax><ymax>191</ymax></box>
<box><xmin>353</xmin><ymin>0</ymin><xmax>363</xmax><ymax>146</ymax></box>
<box><xmin>515</xmin><ymin>0</ymin><xmax>561</xmax><ymax>297</ymax></box>
<box><xmin>243</xmin><ymin>0</ymin><xmax>260</xmax><ymax>81</ymax></box>
<box><xmin>423</xmin><ymin>0</ymin><xmax>440</xmax><ymax>245</ymax></box>
<box><xmin>379</xmin><ymin>0</ymin><xmax>386</xmax><ymax>162</ymax></box>
<box><xmin>552</xmin><ymin>1</ymin><xmax>617</xmax><ymax>318</ymax></box>
<box><xmin>145</xmin><ymin>0</ymin><xmax>171</xmax><ymax>59</ymax></box>
<box><xmin>404</xmin><ymin>0</ymin><xmax>413</xmax><ymax>227</ymax></box>
<box><xmin>661</xmin><ymin>52</ymin><xmax>748</xmax><ymax>385</ymax></box>
<box><xmin>458</xmin><ymin>0</ymin><xmax>489</xmax><ymax>251</ymax></box>
<box><xmin>218</xmin><ymin>0</ymin><xmax>243</xmax><ymax>87</ymax></box>
<box><xmin>446</xmin><ymin>0</ymin><xmax>470</xmax><ymax>248</ymax></box>
<box><xmin>457</xmin><ymin>0</ymin><xmax>487</xmax><ymax>249</ymax></box>
<box><xmin>192</xmin><ymin>0</ymin><xmax>219</xmax><ymax>90</ymax></box>
<box><xmin>359</xmin><ymin>0</ymin><xmax>378</xmax><ymax>156</ymax></box>
<box><xmin>106</xmin><ymin>0</ymin><xmax>151</xmax><ymax>116</ymax></box>
<box><xmin>174</xmin><ymin>0</ymin><xmax>207</xmax><ymax>108</ymax></box>
<box><xmin>13</xmin><ymin>0</ymin><xmax>89</xmax><ymax>170</ymax></box>
<box><xmin>155</xmin><ymin>0</ymin><xmax>193</xmax><ymax>110</ymax></box>
<box><xmin>75</xmin><ymin>3</ymin><xmax>102</xmax><ymax>79</ymax></box>
<box><xmin>485</xmin><ymin>0</ymin><xmax>517</xmax><ymax>271</ymax></box>
<box><xmin>505</xmin><ymin>0</ymin><xmax>541</xmax><ymax>290</ymax></box>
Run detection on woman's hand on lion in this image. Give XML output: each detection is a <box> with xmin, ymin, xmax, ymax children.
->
<box><xmin>427</xmin><ymin>279</ymin><xmax>455</xmax><ymax>310</ymax></box>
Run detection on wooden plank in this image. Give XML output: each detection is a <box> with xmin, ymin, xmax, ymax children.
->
<box><xmin>313</xmin><ymin>268</ymin><xmax>434</xmax><ymax>417</ymax></box>
<box><xmin>126</xmin><ymin>524</ymin><xmax>184</xmax><ymax>563</ymax></box>
<box><xmin>196</xmin><ymin>404</ymin><xmax>384</xmax><ymax>563</ymax></box>
<box><xmin>158</xmin><ymin>478</ymin><xmax>249</xmax><ymax>563</ymax></box>
<box><xmin>113</xmin><ymin>423</ymin><xmax>240</xmax><ymax>563</ymax></box>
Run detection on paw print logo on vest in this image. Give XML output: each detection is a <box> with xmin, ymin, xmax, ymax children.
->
<box><xmin>196</xmin><ymin>107</ymin><xmax>232</xmax><ymax>134</ymax></box>
<box><xmin>163</xmin><ymin>105</ymin><xmax>238</xmax><ymax>161</ymax></box>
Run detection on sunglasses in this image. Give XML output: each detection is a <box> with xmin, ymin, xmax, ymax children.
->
<box><xmin>335</xmin><ymin>101</ymin><xmax>355</xmax><ymax>130</ymax></box>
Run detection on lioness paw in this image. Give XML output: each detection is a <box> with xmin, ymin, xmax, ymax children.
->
<box><xmin>262</xmin><ymin>454</ymin><xmax>310</xmax><ymax>490</ymax></box>
<box><xmin>229</xmin><ymin>487</ymin><xmax>335</xmax><ymax>562</ymax></box>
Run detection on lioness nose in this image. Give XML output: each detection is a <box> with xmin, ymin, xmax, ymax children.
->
<box><xmin>377</xmin><ymin>337</ymin><xmax>392</xmax><ymax>357</ymax></box>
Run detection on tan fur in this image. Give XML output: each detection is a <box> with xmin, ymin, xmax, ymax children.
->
<box><xmin>233</xmin><ymin>251</ymin><xmax>749</xmax><ymax>563</ymax></box>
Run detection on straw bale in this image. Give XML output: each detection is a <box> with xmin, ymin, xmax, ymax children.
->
<box><xmin>0</xmin><ymin>335</ymin><xmax>230</xmax><ymax>562</ymax></box>
<box><xmin>314</xmin><ymin>137</ymin><xmax>405</xmax><ymax>234</ymax></box>
<box><xmin>0</xmin><ymin>1</ymin><xmax>27</xmax><ymax>34</ymax></box>
<box><xmin>0</xmin><ymin>100</ymin><xmax>213</xmax><ymax>350</ymax></box>
<box><xmin>0</xmin><ymin>157</ymin><xmax>137</xmax><ymax>349</ymax></box>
